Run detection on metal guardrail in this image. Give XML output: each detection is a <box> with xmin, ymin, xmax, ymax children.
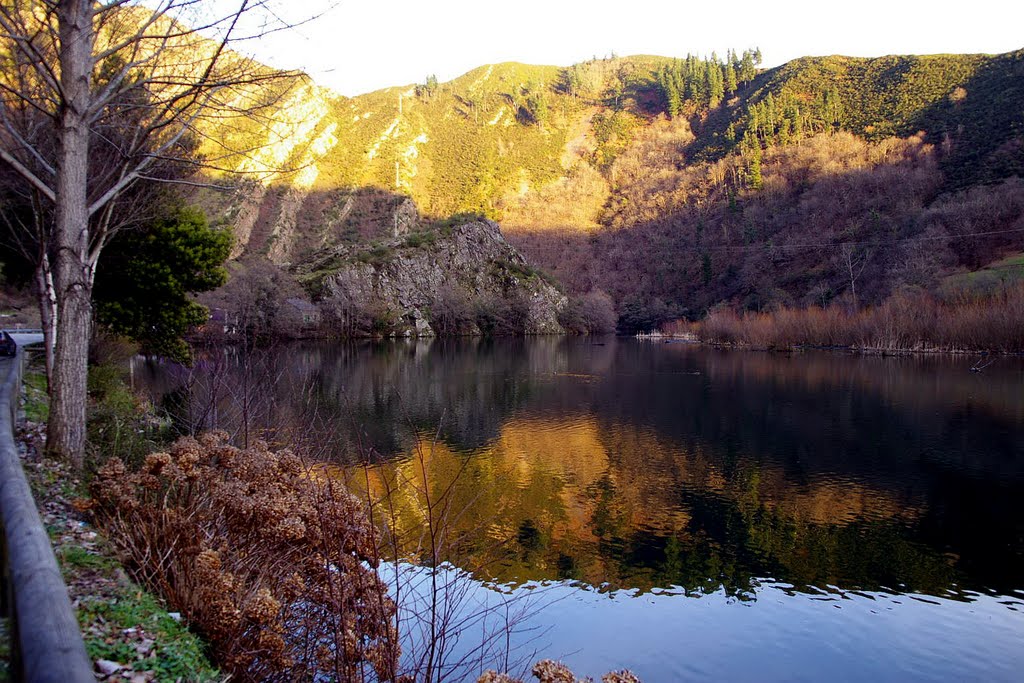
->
<box><xmin>0</xmin><ymin>348</ymin><xmax>94</xmax><ymax>682</ymax></box>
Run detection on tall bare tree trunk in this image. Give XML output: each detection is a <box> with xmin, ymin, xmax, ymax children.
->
<box><xmin>34</xmin><ymin>254</ymin><xmax>57</xmax><ymax>388</ymax></box>
<box><xmin>47</xmin><ymin>1</ymin><xmax>93</xmax><ymax>467</ymax></box>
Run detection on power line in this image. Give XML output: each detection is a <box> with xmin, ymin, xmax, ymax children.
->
<box><xmin>690</xmin><ymin>227</ymin><xmax>1024</xmax><ymax>253</ymax></box>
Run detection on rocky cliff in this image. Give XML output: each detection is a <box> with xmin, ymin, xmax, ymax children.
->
<box><xmin>295</xmin><ymin>219</ymin><xmax>566</xmax><ymax>336</ymax></box>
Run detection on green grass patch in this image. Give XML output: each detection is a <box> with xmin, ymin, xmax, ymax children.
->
<box><xmin>990</xmin><ymin>252</ymin><xmax>1024</xmax><ymax>270</ymax></box>
<box><xmin>355</xmin><ymin>243</ymin><xmax>394</xmax><ymax>267</ymax></box>
<box><xmin>941</xmin><ymin>251</ymin><xmax>1024</xmax><ymax>293</ymax></box>
<box><xmin>428</xmin><ymin>212</ymin><xmax>488</xmax><ymax>236</ymax></box>
<box><xmin>402</xmin><ymin>230</ymin><xmax>438</xmax><ymax>249</ymax></box>
<box><xmin>22</xmin><ymin>370</ymin><xmax>48</xmax><ymax>422</ymax></box>
<box><xmin>77</xmin><ymin>588</ymin><xmax>219</xmax><ymax>682</ymax></box>
<box><xmin>58</xmin><ymin>545</ymin><xmax>117</xmax><ymax>573</ymax></box>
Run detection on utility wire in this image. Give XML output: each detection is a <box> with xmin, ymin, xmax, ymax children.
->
<box><xmin>688</xmin><ymin>227</ymin><xmax>1024</xmax><ymax>253</ymax></box>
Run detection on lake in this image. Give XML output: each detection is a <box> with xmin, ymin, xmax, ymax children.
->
<box><xmin>137</xmin><ymin>337</ymin><xmax>1024</xmax><ymax>681</ymax></box>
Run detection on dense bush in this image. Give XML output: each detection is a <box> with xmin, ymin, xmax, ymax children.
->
<box><xmin>86</xmin><ymin>334</ymin><xmax>169</xmax><ymax>472</ymax></box>
<box><xmin>558</xmin><ymin>290</ymin><xmax>617</xmax><ymax>334</ymax></box>
<box><xmin>92</xmin><ymin>432</ymin><xmax>399</xmax><ymax>682</ymax></box>
<box><xmin>429</xmin><ymin>285</ymin><xmax>477</xmax><ymax>335</ymax></box>
<box><xmin>475</xmin><ymin>293</ymin><xmax>530</xmax><ymax>336</ymax></box>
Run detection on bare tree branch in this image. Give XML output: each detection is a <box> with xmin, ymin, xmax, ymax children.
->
<box><xmin>0</xmin><ymin>146</ymin><xmax>54</xmax><ymax>201</ymax></box>
<box><xmin>0</xmin><ymin>0</ymin><xmax>336</xmax><ymax>464</ymax></box>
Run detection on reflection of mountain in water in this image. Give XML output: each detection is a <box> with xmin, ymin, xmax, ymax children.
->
<box><xmin>139</xmin><ymin>338</ymin><xmax>1024</xmax><ymax>600</ymax></box>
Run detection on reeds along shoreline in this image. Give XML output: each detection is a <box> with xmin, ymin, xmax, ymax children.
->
<box><xmin>666</xmin><ymin>284</ymin><xmax>1024</xmax><ymax>353</ymax></box>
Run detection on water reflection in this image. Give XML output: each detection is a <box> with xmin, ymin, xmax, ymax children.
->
<box><xmin>388</xmin><ymin>562</ymin><xmax>1024</xmax><ymax>682</ymax></box>
<box><xmin>138</xmin><ymin>338</ymin><xmax>1024</xmax><ymax>601</ymax></box>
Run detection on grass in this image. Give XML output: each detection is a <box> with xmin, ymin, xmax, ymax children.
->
<box><xmin>355</xmin><ymin>243</ymin><xmax>393</xmax><ymax>267</ymax></box>
<box><xmin>402</xmin><ymin>230</ymin><xmax>438</xmax><ymax>249</ymax></box>
<box><xmin>22</xmin><ymin>369</ymin><xmax>48</xmax><ymax>422</ymax></box>
<box><xmin>941</xmin><ymin>252</ymin><xmax>1024</xmax><ymax>291</ymax></box>
<box><xmin>76</xmin><ymin>588</ymin><xmax>219</xmax><ymax>682</ymax></box>
<box><xmin>59</xmin><ymin>545</ymin><xmax>118</xmax><ymax>573</ymax></box>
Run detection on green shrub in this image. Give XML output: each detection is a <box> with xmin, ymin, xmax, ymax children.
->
<box><xmin>356</xmin><ymin>244</ymin><xmax>393</xmax><ymax>267</ymax></box>
<box><xmin>403</xmin><ymin>230</ymin><xmax>438</xmax><ymax>249</ymax></box>
<box><xmin>86</xmin><ymin>347</ymin><xmax>170</xmax><ymax>473</ymax></box>
<box><xmin>22</xmin><ymin>369</ymin><xmax>48</xmax><ymax>422</ymax></box>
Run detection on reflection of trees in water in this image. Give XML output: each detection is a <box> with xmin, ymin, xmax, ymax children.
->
<box><xmin>302</xmin><ymin>337</ymin><xmax>574</xmax><ymax>457</ymax></box>
<box><xmin>138</xmin><ymin>340</ymin><xmax>1024</xmax><ymax>598</ymax></box>
<box><xmin>147</xmin><ymin>337</ymin><xmax>575</xmax><ymax>460</ymax></box>
<box><xmin>584</xmin><ymin>346</ymin><xmax>1024</xmax><ymax>595</ymax></box>
<box><xmin>338</xmin><ymin>416</ymin><xmax>975</xmax><ymax>600</ymax></box>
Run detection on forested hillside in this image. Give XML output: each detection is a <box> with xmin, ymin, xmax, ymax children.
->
<box><xmin>186</xmin><ymin>46</ymin><xmax>1024</xmax><ymax>334</ymax></box>
<box><xmin>503</xmin><ymin>50</ymin><xmax>1024</xmax><ymax>329</ymax></box>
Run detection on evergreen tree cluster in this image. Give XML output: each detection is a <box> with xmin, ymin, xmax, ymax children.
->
<box><xmin>517</xmin><ymin>81</ymin><xmax>550</xmax><ymax>126</ymax></box>
<box><xmin>656</xmin><ymin>49</ymin><xmax>761</xmax><ymax>118</ymax></box>
<box><xmin>740</xmin><ymin>87</ymin><xmax>845</xmax><ymax>149</ymax></box>
<box><xmin>416</xmin><ymin>74</ymin><xmax>440</xmax><ymax>100</ymax></box>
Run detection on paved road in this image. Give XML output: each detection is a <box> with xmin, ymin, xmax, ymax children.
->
<box><xmin>2</xmin><ymin>331</ymin><xmax>44</xmax><ymax>348</ymax></box>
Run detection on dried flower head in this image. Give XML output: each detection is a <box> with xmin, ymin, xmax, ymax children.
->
<box><xmin>601</xmin><ymin>672</ymin><xmax>640</xmax><ymax>683</ymax></box>
<box><xmin>194</xmin><ymin>549</ymin><xmax>222</xmax><ymax>576</ymax></box>
<box><xmin>244</xmin><ymin>588</ymin><xmax>281</xmax><ymax>625</ymax></box>
<box><xmin>143</xmin><ymin>451</ymin><xmax>172</xmax><ymax>476</ymax></box>
<box><xmin>90</xmin><ymin>432</ymin><xmax>401</xmax><ymax>682</ymax></box>
<box><xmin>479</xmin><ymin>671</ymin><xmax>524</xmax><ymax>683</ymax></box>
<box><xmin>533</xmin><ymin>660</ymin><xmax>583</xmax><ymax>683</ymax></box>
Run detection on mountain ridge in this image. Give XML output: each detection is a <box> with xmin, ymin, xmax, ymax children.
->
<box><xmin>197</xmin><ymin>47</ymin><xmax>1024</xmax><ymax>329</ymax></box>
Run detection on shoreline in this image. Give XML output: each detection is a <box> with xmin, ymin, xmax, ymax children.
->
<box><xmin>637</xmin><ymin>335</ymin><xmax>1024</xmax><ymax>357</ymax></box>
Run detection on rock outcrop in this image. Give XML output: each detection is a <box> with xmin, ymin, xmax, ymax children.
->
<box><xmin>299</xmin><ymin>220</ymin><xmax>566</xmax><ymax>336</ymax></box>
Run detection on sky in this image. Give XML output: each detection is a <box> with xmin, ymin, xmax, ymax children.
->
<box><xmin>235</xmin><ymin>0</ymin><xmax>1024</xmax><ymax>97</ymax></box>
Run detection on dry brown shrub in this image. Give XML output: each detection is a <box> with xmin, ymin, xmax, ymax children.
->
<box><xmin>92</xmin><ymin>431</ymin><xmax>400</xmax><ymax>682</ymax></box>
<box><xmin>689</xmin><ymin>282</ymin><xmax>1024</xmax><ymax>353</ymax></box>
<box><xmin>477</xmin><ymin>659</ymin><xmax>641</xmax><ymax>683</ymax></box>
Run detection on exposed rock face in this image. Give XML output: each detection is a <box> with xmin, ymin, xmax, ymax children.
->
<box><xmin>307</xmin><ymin>220</ymin><xmax>566</xmax><ymax>336</ymax></box>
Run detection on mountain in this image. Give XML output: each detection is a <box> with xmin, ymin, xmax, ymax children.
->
<box><xmin>198</xmin><ymin>49</ymin><xmax>1024</xmax><ymax>331</ymax></box>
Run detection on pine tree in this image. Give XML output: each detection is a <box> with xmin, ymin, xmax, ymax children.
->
<box><xmin>707</xmin><ymin>52</ymin><xmax>725</xmax><ymax>107</ymax></box>
<box><xmin>824</xmin><ymin>88</ymin><xmax>844</xmax><ymax>129</ymax></box>
<box><xmin>667</xmin><ymin>84</ymin><xmax>682</xmax><ymax>119</ymax></box>
<box><xmin>740</xmin><ymin>50</ymin><xmax>757</xmax><ymax>83</ymax></box>
<box><xmin>764</xmin><ymin>92</ymin><xmax>778</xmax><ymax>134</ymax></box>
<box><xmin>659</xmin><ymin>66</ymin><xmax>682</xmax><ymax>118</ymax></box>
<box><xmin>724</xmin><ymin>61</ymin><xmax>738</xmax><ymax>94</ymax></box>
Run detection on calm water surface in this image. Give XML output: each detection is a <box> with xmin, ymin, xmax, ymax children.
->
<box><xmin>139</xmin><ymin>338</ymin><xmax>1024</xmax><ymax>681</ymax></box>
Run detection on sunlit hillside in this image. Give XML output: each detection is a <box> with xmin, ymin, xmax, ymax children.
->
<box><xmin>189</xmin><ymin>46</ymin><xmax>1024</xmax><ymax>329</ymax></box>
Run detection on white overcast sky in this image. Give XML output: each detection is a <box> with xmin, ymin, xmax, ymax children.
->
<box><xmin>233</xmin><ymin>0</ymin><xmax>1024</xmax><ymax>96</ymax></box>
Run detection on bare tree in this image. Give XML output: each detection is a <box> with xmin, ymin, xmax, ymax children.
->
<box><xmin>0</xmin><ymin>1</ymin><xmax>322</xmax><ymax>465</ymax></box>
<box><xmin>840</xmin><ymin>243</ymin><xmax>870</xmax><ymax>311</ymax></box>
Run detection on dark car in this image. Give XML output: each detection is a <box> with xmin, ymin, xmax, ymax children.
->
<box><xmin>0</xmin><ymin>331</ymin><xmax>17</xmax><ymax>357</ymax></box>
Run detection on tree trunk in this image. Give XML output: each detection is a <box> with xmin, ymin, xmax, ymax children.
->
<box><xmin>34</xmin><ymin>255</ymin><xmax>57</xmax><ymax>388</ymax></box>
<box><xmin>46</xmin><ymin>1</ymin><xmax>94</xmax><ymax>467</ymax></box>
